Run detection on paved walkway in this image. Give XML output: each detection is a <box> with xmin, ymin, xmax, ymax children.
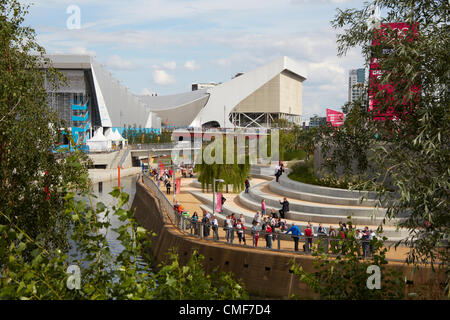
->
<box><xmin>153</xmin><ymin>176</ymin><xmax>411</xmax><ymax>261</ymax></box>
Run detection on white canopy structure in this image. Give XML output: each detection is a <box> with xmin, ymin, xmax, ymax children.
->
<box><xmin>86</xmin><ymin>129</ymin><xmax>112</xmax><ymax>152</ymax></box>
<box><xmin>111</xmin><ymin>129</ymin><xmax>124</xmax><ymax>141</ymax></box>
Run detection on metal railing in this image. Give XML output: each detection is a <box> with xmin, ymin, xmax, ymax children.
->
<box><xmin>140</xmin><ymin>172</ymin><xmax>377</xmax><ymax>258</ymax></box>
<box><xmin>142</xmin><ymin>174</ymin><xmax>178</xmax><ymax>225</ymax></box>
<box><xmin>176</xmin><ymin>214</ymin><xmax>376</xmax><ymax>257</ymax></box>
<box><xmin>118</xmin><ymin>148</ymin><xmax>130</xmax><ymax>168</ymax></box>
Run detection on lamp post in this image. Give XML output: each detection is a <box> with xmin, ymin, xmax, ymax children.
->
<box><xmin>212</xmin><ymin>178</ymin><xmax>225</xmax><ymax>215</ymax></box>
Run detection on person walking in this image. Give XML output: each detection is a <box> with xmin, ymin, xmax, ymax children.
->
<box><xmin>265</xmin><ymin>224</ymin><xmax>273</xmax><ymax>249</ymax></box>
<box><xmin>275</xmin><ymin>164</ymin><xmax>282</xmax><ymax>182</ymax></box>
<box><xmin>225</xmin><ymin>215</ymin><xmax>234</xmax><ymax>244</ymax></box>
<box><xmin>211</xmin><ymin>215</ymin><xmax>219</xmax><ymax>241</ymax></box>
<box><xmin>245</xmin><ymin>176</ymin><xmax>250</xmax><ymax>193</ymax></box>
<box><xmin>317</xmin><ymin>223</ymin><xmax>327</xmax><ymax>236</ymax></box>
<box><xmin>285</xmin><ymin>223</ymin><xmax>303</xmax><ymax>251</ymax></box>
<box><xmin>279</xmin><ymin>197</ymin><xmax>289</xmax><ymax>219</ymax></box>
<box><xmin>191</xmin><ymin>211</ymin><xmax>199</xmax><ymax>235</ymax></box>
<box><xmin>236</xmin><ymin>219</ymin><xmax>246</xmax><ymax>245</ymax></box>
<box><xmin>261</xmin><ymin>199</ymin><xmax>266</xmax><ymax>216</ymax></box>
<box><xmin>251</xmin><ymin>221</ymin><xmax>260</xmax><ymax>247</ymax></box>
<box><xmin>362</xmin><ymin>226</ymin><xmax>371</xmax><ymax>257</ymax></box>
<box><xmin>166</xmin><ymin>180</ymin><xmax>171</xmax><ymax>194</ymax></box>
<box><xmin>253</xmin><ymin>211</ymin><xmax>262</xmax><ymax>225</ymax></box>
<box><xmin>304</xmin><ymin>224</ymin><xmax>313</xmax><ymax>252</ymax></box>
<box><xmin>202</xmin><ymin>213</ymin><xmax>210</xmax><ymax>238</ymax></box>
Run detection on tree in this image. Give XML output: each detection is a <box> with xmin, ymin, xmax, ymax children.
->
<box><xmin>0</xmin><ymin>188</ymin><xmax>248</xmax><ymax>300</ymax></box>
<box><xmin>196</xmin><ymin>136</ymin><xmax>251</xmax><ymax>193</ymax></box>
<box><xmin>317</xmin><ymin>0</ymin><xmax>449</xmax><ymax>296</ymax></box>
<box><xmin>291</xmin><ymin>220</ymin><xmax>405</xmax><ymax>300</ymax></box>
<box><xmin>0</xmin><ymin>0</ymin><xmax>249</xmax><ymax>300</ymax></box>
<box><xmin>0</xmin><ymin>0</ymin><xmax>90</xmax><ymax>252</ymax></box>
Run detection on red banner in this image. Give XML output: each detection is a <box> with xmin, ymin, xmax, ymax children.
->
<box><xmin>369</xmin><ymin>22</ymin><xmax>419</xmax><ymax>121</ymax></box>
<box><xmin>175</xmin><ymin>177</ymin><xmax>181</xmax><ymax>194</ymax></box>
<box><xmin>216</xmin><ymin>192</ymin><xmax>222</xmax><ymax>213</ymax></box>
<box><xmin>159</xmin><ymin>160</ymin><xmax>164</xmax><ymax>176</ymax></box>
<box><xmin>326</xmin><ymin>108</ymin><xmax>344</xmax><ymax>127</ymax></box>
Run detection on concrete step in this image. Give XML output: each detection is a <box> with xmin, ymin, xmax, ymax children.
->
<box><xmin>278</xmin><ymin>171</ymin><xmax>379</xmax><ymax>200</ymax></box>
<box><xmin>189</xmin><ymin>190</ymin><xmax>408</xmax><ymax>240</ymax></box>
<box><xmin>239</xmin><ymin>188</ymin><xmax>404</xmax><ymax>228</ymax></box>
<box><xmin>250</xmin><ymin>181</ymin><xmax>386</xmax><ymax>218</ymax></box>
<box><xmin>269</xmin><ymin>180</ymin><xmax>379</xmax><ymax>207</ymax></box>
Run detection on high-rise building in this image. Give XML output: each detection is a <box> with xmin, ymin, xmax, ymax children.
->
<box><xmin>348</xmin><ymin>68</ymin><xmax>365</xmax><ymax>103</ymax></box>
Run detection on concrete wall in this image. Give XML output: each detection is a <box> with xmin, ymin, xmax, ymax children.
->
<box><xmin>233</xmin><ymin>70</ymin><xmax>303</xmax><ymax>116</ymax></box>
<box><xmin>233</xmin><ymin>74</ymin><xmax>280</xmax><ymax>113</ymax></box>
<box><xmin>279</xmin><ymin>70</ymin><xmax>303</xmax><ymax>116</ymax></box>
<box><xmin>131</xmin><ymin>177</ymin><xmax>445</xmax><ymax>299</ymax></box>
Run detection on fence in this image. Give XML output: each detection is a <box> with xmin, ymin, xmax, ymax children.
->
<box><xmin>141</xmin><ymin>172</ymin><xmax>376</xmax><ymax>258</ymax></box>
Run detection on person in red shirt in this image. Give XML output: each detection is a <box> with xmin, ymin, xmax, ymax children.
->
<box><xmin>265</xmin><ymin>224</ymin><xmax>273</xmax><ymax>249</ymax></box>
<box><xmin>304</xmin><ymin>224</ymin><xmax>313</xmax><ymax>252</ymax></box>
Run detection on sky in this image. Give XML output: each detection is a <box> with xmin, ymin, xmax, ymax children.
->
<box><xmin>23</xmin><ymin>0</ymin><xmax>367</xmax><ymax>118</ymax></box>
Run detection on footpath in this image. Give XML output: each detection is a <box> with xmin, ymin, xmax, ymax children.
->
<box><xmin>156</xmin><ymin>176</ymin><xmax>411</xmax><ymax>261</ymax></box>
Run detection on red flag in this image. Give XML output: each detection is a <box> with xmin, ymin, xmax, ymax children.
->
<box><xmin>326</xmin><ymin>108</ymin><xmax>344</xmax><ymax>127</ymax></box>
<box><xmin>175</xmin><ymin>177</ymin><xmax>181</xmax><ymax>194</ymax></box>
<box><xmin>216</xmin><ymin>192</ymin><xmax>222</xmax><ymax>213</ymax></box>
<box><xmin>159</xmin><ymin>160</ymin><xmax>164</xmax><ymax>176</ymax></box>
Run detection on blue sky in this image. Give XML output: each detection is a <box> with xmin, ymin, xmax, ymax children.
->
<box><xmin>23</xmin><ymin>0</ymin><xmax>367</xmax><ymax>117</ymax></box>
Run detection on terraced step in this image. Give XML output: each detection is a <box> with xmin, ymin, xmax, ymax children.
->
<box><xmin>278</xmin><ymin>171</ymin><xmax>379</xmax><ymax>200</ymax></box>
<box><xmin>269</xmin><ymin>180</ymin><xmax>379</xmax><ymax>207</ymax></box>
<box><xmin>251</xmin><ymin>181</ymin><xmax>385</xmax><ymax>218</ymax></box>
<box><xmin>189</xmin><ymin>190</ymin><xmax>407</xmax><ymax>241</ymax></box>
<box><xmin>238</xmin><ymin>189</ymin><xmax>402</xmax><ymax>228</ymax></box>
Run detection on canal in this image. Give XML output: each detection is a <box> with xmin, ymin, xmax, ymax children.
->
<box><xmin>90</xmin><ymin>174</ymin><xmax>138</xmax><ymax>256</ymax></box>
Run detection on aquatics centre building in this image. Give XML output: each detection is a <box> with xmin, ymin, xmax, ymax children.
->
<box><xmin>43</xmin><ymin>55</ymin><xmax>307</xmax><ymax>145</ymax></box>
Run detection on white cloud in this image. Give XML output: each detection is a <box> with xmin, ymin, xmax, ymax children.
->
<box><xmin>67</xmin><ymin>46</ymin><xmax>96</xmax><ymax>56</ymax></box>
<box><xmin>215</xmin><ymin>58</ymin><xmax>231</xmax><ymax>68</ymax></box>
<box><xmin>141</xmin><ymin>88</ymin><xmax>156</xmax><ymax>95</ymax></box>
<box><xmin>163</xmin><ymin>61</ymin><xmax>177</xmax><ymax>70</ymax></box>
<box><xmin>153</xmin><ymin>69</ymin><xmax>175</xmax><ymax>85</ymax></box>
<box><xmin>184</xmin><ymin>60</ymin><xmax>198</xmax><ymax>70</ymax></box>
<box><xmin>106</xmin><ymin>54</ymin><xmax>135</xmax><ymax>70</ymax></box>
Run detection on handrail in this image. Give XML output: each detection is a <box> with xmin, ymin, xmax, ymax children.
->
<box><xmin>140</xmin><ymin>172</ymin><xmax>382</xmax><ymax>259</ymax></box>
<box><xmin>118</xmin><ymin>148</ymin><xmax>130</xmax><ymax>169</ymax></box>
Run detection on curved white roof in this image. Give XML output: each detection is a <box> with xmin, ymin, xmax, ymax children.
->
<box><xmin>191</xmin><ymin>56</ymin><xmax>307</xmax><ymax>128</ymax></box>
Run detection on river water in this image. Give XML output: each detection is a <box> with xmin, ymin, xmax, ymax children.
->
<box><xmin>90</xmin><ymin>174</ymin><xmax>138</xmax><ymax>256</ymax></box>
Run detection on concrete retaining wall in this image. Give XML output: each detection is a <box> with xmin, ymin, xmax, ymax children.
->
<box><xmin>280</xmin><ymin>171</ymin><xmax>379</xmax><ymax>199</ymax></box>
<box><xmin>131</xmin><ymin>177</ymin><xmax>444</xmax><ymax>299</ymax></box>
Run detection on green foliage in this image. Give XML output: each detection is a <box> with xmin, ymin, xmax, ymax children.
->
<box><xmin>0</xmin><ymin>188</ymin><xmax>248</xmax><ymax>299</ymax></box>
<box><xmin>291</xmin><ymin>221</ymin><xmax>405</xmax><ymax>300</ymax></box>
<box><xmin>278</xmin><ymin>126</ymin><xmax>308</xmax><ymax>161</ymax></box>
<box><xmin>0</xmin><ymin>188</ymin><xmax>155</xmax><ymax>299</ymax></box>
<box><xmin>315</xmin><ymin>0</ymin><xmax>450</xmax><ymax>295</ymax></box>
<box><xmin>289</xmin><ymin>159</ymin><xmax>370</xmax><ymax>190</ymax></box>
<box><xmin>153</xmin><ymin>249</ymin><xmax>248</xmax><ymax>300</ymax></box>
<box><xmin>295</xmin><ymin>127</ymin><xmax>319</xmax><ymax>161</ymax></box>
<box><xmin>0</xmin><ymin>0</ymin><xmax>90</xmax><ymax>252</ymax></box>
<box><xmin>0</xmin><ymin>0</ymin><xmax>248</xmax><ymax>300</ymax></box>
<box><xmin>196</xmin><ymin>136</ymin><xmax>251</xmax><ymax>193</ymax></box>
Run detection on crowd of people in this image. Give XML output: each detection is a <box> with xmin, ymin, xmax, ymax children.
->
<box><xmin>148</xmin><ymin>161</ymin><xmax>378</xmax><ymax>257</ymax></box>
<box><xmin>174</xmin><ymin>200</ymin><xmax>378</xmax><ymax>257</ymax></box>
<box><xmin>149</xmin><ymin>164</ymin><xmax>194</xmax><ymax>195</ymax></box>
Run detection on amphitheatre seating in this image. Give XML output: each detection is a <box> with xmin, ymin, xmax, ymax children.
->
<box><xmin>187</xmin><ymin>164</ymin><xmax>408</xmax><ymax>242</ymax></box>
<box><xmin>189</xmin><ymin>189</ymin><xmax>406</xmax><ymax>243</ymax></box>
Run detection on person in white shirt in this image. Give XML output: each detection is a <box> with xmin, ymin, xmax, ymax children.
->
<box><xmin>253</xmin><ymin>211</ymin><xmax>261</xmax><ymax>225</ymax></box>
<box><xmin>211</xmin><ymin>216</ymin><xmax>219</xmax><ymax>241</ymax></box>
<box><xmin>225</xmin><ymin>215</ymin><xmax>234</xmax><ymax>244</ymax></box>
